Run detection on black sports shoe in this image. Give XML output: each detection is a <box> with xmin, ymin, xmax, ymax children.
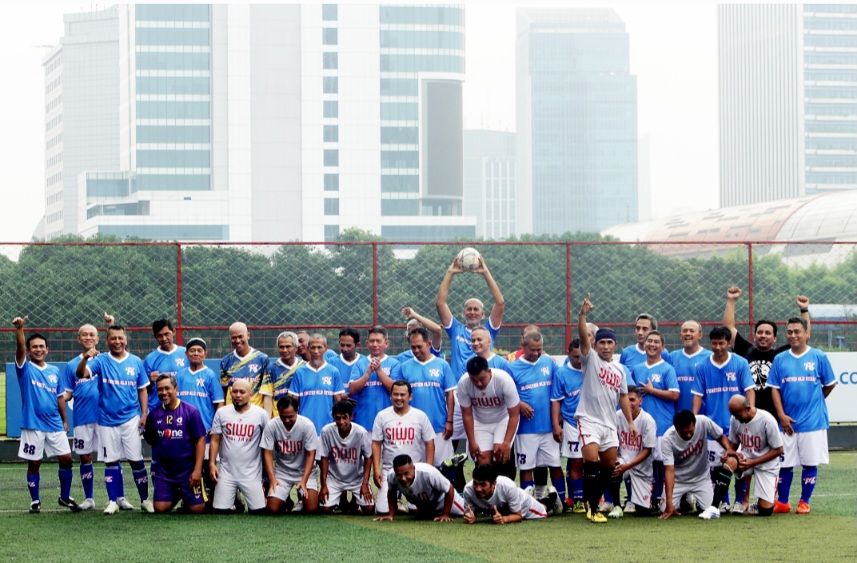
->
<box><xmin>58</xmin><ymin>496</ymin><xmax>82</xmax><ymax>512</ymax></box>
<box><xmin>29</xmin><ymin>501</ymin><xmax>41</xmax><ymax>514</ymax></box>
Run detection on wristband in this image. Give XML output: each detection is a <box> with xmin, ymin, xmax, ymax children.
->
<box><xmin>799</xmin><ymin>308</ymin><xmax>809</xmax><ymax>313</ymax></box>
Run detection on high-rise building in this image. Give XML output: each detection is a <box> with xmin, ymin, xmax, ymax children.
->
<box><xmin>44</xmin><ymin>4</ymin><xmax>474</xmax><ymax>242</ymax></box>
<box><xmin>718</xmin><ymin>4</ymin><xmax>856</xmax><ymax>208</ymax></box>
<box><xmin>463</xmin><ymin>130</ymin><xmax>516</xmax><ymax>239</ymax></box>
<box><xmin>516</xmin><ymin>8</ymin><xmax>637</xmax><ymax>236</ymax></box>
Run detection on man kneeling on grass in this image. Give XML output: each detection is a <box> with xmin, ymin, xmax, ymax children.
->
<box><xmin>374</xmin><ymin>455</ymin><xmax>465</xmax><ymax>522</ymax></box>
<box><xmin>462</xmin><ymin>464</ymin><xmax>548</xmax><ymax>524</ymax></box>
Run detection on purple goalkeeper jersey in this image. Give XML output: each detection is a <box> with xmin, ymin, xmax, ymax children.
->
<box><xmin>145</xmin><ymin>400</ymin><xmax>206</xmax><ymax>475</ymax></box>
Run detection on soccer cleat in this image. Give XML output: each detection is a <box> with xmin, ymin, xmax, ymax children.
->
<box><xmin>78</xmin><ymin>498</ymin><xmax>95</xmax><ymax>511</ymax></box>
<box><xmin>718</xmin><ymin>501</ymin><xmax>730</xmax><ymax>514</ymax></box>
<box><xmin>699</xmin><ymin>505</ymin><xmax>721</xmax><ymax>520</ymax></box>
<box><xmin>103</xmin><ymin>501</ymin><xmax>120</xmax><ymax>515</ymax></box>
<box><xmin>796</xmin><ymin>501</ymin><xmax>811</xmax><ymax>515</ymax></box>
<box><xmin>623</xmin><ymin>501</ymin><xmax>636</xmax><ymax>514</ymax></box>
<box><xmin>523</xmin><ymin>485</ymin><xmax>535</xmax><ymax>497</ymax></box>
<box><xmin>607</xmin><ymin>505</ymin><xmax>624</xmax><ymax>519</ymax></box>
<box><xmin>745</xmin><ymin>503</ymin><xmax>759</xmax><ymax>516</ymax></box>
<box><xmin>116</xmin><ymin>497</ymin><xmax>135</xmax><ymax>510</ymax></box>
<box><xmin>550</xmin><ymin>492</ymin><xmax>563</xmax><ymax>516</ymax></box>
<box><xmin>564</xmin><ymin>497</ymin><xmax>574</xmax><ymax>512</ymax></box>
<box><xmin>730</xmin><ymin>502</ymin><xmax>748</xmax><ymax>515</ymax></box>
<box><xmin>597</xmin><ymin>501</ymin><xmax>614</xmax><ymax>514</ymax></box>
<box><xmin>58</xmin><ymin>496</ymin><xmax>82</xmax><ymax>513</ymax></box>
<box><xmin>589</xmin><ymin>510</ymin><xmax>607</xmax><ymax>523</ymax></box>
<box><xmin>29</xmin><ymin>501</ymin><xmax>41</xmax><ymax>514</ymax></box>
<box><xmin>773</xmin><ymin>501</ymin><xmax>792</xmax><ymax>514</ymax></box>
<box><xmin>442</xmin><ymin>452</ymin><xmax>468</xmax><ymax>468</ymax></box>
<box><xmin>140</xmin><ymin>499</ymin><xmax>155</xmax><ymax>513</ymax></box>
<box><xmin>572</xmin><ymin>501</ymin><xmax>586</xmax><ymax>514</ymax></box>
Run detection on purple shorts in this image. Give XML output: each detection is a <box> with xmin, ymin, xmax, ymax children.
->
<box><xmin>153</xmin><ymin>471</ymin><xmax>205</xmax><ymax>507</ymax></box>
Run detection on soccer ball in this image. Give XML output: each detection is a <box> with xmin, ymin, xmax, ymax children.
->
<box><xmin>457</xmin><ymin>247</ymin><xmax>481</xmax><ymax>272</ymax></box>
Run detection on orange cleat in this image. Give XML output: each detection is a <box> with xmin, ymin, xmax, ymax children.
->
<box><xmin>796</xmin><ymin>501</ymin><xmax>811</xmax><ymax>514</ymax></box>
<box><xmin>773</xmin><ymin>501</ymin><xmax>792</xmax><ymax>514</ymax></box>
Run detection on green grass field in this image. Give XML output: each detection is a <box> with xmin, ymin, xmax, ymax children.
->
<box><xmin>0</xmin><ymin>452</ymin><xmax>854</xmax><ymax>562</ymax></box>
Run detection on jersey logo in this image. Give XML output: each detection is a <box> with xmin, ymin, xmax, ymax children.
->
<box><xmin>197</xmin><ymin>378</ymin><xmax>206</xmax><ymax>388</ymax></box>
<box><xmin>428</xmin><ymin>368</ymin><xmax>441</xmax><ymax>378</ymax></box>
<box><xmin>725</xmin><ymin>371</ymin><xmax>736</xmax><ymax>382</ymax></box>
<box><xmin>248</xmin><ymin>364</ymin><xmax>260</xmax><ymax>374</ymax></box>
<box><xmin>540</xmin><ymin>367</ymin><xmax>550</xmax><ymax>376</ymax></box>
<box><xmin>650</xmin><ymin>374</ymin><xmax>661</xmax><ymax>383</ymax></box>
<box><xmin>175</xmin><ymin>358</ymin><xmax>185</xmax><ymax>368</ymax></box>
<box><xmin>803</xmin><ymin>361</ymin><xmax>815</xmax><ymax>372</ymax></box>
<box><xmin>48</xmin><ymin>374</ymin><xmax>58</xmax><ymax>385</ymax></box>
<box><xmin>322</xmin><ymin>376</ymin><xmax>333</xmax><ymax>386</ymax></box>
<box><xmin>126</xmin><ymin>367</ymin><xmax>136</xmax><ymax>377</ymax></box>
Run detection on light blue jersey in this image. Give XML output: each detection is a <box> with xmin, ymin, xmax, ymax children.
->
<box><xmin>551</xmin><ymin>359</ymin><xmax>583</xmax><ymax>426</ymax></box>
<box><xmin>767</xmin><ymin>347</ymin><xmax>836</xmax><ymax>433</ymax></box>
<box><xmin>144</xmin><ymin>345</ymin><xmax>187</xmax><ymax>410</ymax></box>
<box><xmin>619</xmin><ymin>344</ymin><xmax>670</xmax><ymax>370</ymax></box>
<box><xmin>324</xmin><ymin>349</ymin><xmax>338</xmax><ymax>364</ymax></box>
<box><xmin>391</xmin><ymin>356</ymin><xmax>457</xmax><ymax>433</ymax></box>
<box><xmin>396</xmin><ymin>344</ymin><xmax>441</xmax><ymax>364</ymax></box>
<box><xmin>63</xmin><ymin>354</ymin><xmax>99</xmax><ymax>427</ymax></box>
<box><xmin>16</xmin><ymin>359</ymin><xmax>64</xmax><ymax>432</ymax></box>
<box><xmin>485</xmin><ymin>353</ymin><xmax>513</xmax><ymax>376</ymax></box>
<box><xmin>176</xmin><ymin>365</ymin><xmax>223</xmax><ymax>432</ymax></box>
<box><xmin>509</xmin><ymin>355</ymin><xmax>557</xmax><ymax>435</ymax></box>
<box><xmin>348</xmin><ymin>355</ymin><xmax>398</xmax><ymax>431</ymax></box>
<box><xmin>289</xmin><ymin>362</ymin><xmax>346</xmax><ymax>433</ymax></box>
<box><xmin>88</xmin><ymin>352</ymin><xmax>148</xmax><ymax>427</ymax></box>
<box><xmin>691</xmin><ymin>353</ymin><xmax>754</xmax><ymax>433</ymax></box>
<box><xmin>668</xmin><ymin>348</ymin><xmax>712</xmax><ymax>412</ymax></box>
<box><xmin>443</xmin><ymin>318</ymin><xmax>500</xmax><ymax>378</ymax></box>
<box><xmin>329</xmin><ymin>353</ymin><xmax>369</xmax><ymax>390</ymax></box>
<box><xmin>631</xmin><ymin>360</ymin><xmax>680</xmax><ymax>436</ymax></box>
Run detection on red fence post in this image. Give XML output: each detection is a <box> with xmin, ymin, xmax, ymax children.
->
<box><xmin>372</xmin><ymin>242</ymin><xmax>379</xmax><ymax>326</ymax></box>
<box><xmin>565</xmin><ymin>242</ymin><xmax>573</xmax><ymax>345</ymax></box>
<box><xmin>747</xmin><ymin>242</ymin><xmax>754</xmax><ymax>332</ymax></box>
<box><xmin>176</xmin><ymin>242</ymin><xmax>183</xmax><ymax>344</ymax></box>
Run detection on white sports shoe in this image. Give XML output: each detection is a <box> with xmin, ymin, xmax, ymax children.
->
<box><xmin>523</xmin><ymin>485</ymin><xmax>535</xmax><ymax>497</ymax></box>
<box><xmin>745</xmin><ymin>503</ymin><xmax>759</xmax><ymax>515</ymax></box>
<box><xmin>140</xmin><ymin>499</ymin><xmax>155</xmax><ymax>513</ymax></box>
<box><xmin>598</xmin><ymin>501</ymin><xmax>614</xmax><ymax>514</ymax></box>
<box><xmin>699</xmin><ymin>505</ymin><xmax>721</xmax><ymax>520</ymax></box>
<box><xmin>116</xmin><ymin>497</ymin><xmax>135</xmax><ymax>510</ymax></box>
<box><xmin>79</xmin><ymin>498</ymin><xmax>95</xmax><ymax>511</ymax></box>
<box><xmin>718</xmin><ymin>501</ymin><xmax>730</xmax><ymax>514</ymax></box>
<box><xmin>730</xmin><ymin>502</ymin><xmax>748</xmax><ymax>515</ymax></box>
<box><xmin>103</xmin><ymin>501</ymin><xmax>119</xmax><ymax>515</ymax></box>
<box><xmin>608</xmin><ymin>506</ymin><xmax>624</xmax><ymax>519</ymax></box>
<box><xmin>623</xmin><ymin>501</ymin><xmax>636</xmax><ymax>514</ymax></box>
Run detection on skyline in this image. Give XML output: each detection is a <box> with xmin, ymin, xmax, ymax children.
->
<box><xmin>1</xmin><ymin>0</ymin><xmax>720</xmax><ymax>242</ymax></box>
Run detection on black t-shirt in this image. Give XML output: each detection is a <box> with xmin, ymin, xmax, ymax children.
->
<box><xmin>732</xmin><ymin>332</ymin><xmax>789</xmax><ymax>416</ymax></box>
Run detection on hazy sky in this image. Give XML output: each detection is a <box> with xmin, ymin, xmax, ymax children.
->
<box><xmin>0</xmin><ymin>0</ymin><xmax>719</xmax><ymax>243</ymax></box>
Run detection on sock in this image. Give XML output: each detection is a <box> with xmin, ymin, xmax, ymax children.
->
<box><xmin>27</xmin><ymin>473</ymin><xmax>40</xmax><ymax>503</ymax></box>
<box><xmin>105</xmin><ymin>465</ymin><xmax>122</xmax><ymax>502</ymax></box>
<box><xmin>117</xmin><ymin>465</ymin><xmax>127</xmax><ymax>499</ymax></box>
<box><xmin>735</xmin><ymin>476</ymin><xmax>749</xmax><ymax>505</ymax></box>
<box><xmin>800</xmin><ymin>466</ymin><xmax>818</xmax><ymax>503</ymax></box>
<box><xmin>572</xmin><ymin>478</ymin><xmax>584</xmax><ymax>501</ymax></box>
<box><xmin>608</xmin><ymin>478</ymin><xmax>622</xmax><ymax>510</ymax></box>
<box><xmin>777</xmin><ymin>467</ymin><xmax>794</xmax><ymax>504</ymax></box>
<box><xmin>711</xmin><ymin>467</ymin><xmax>733</xmax><ymax>507</ymax></box>
<box><xmin>534</xmin><ymin>485</ymin><xmax>547</xmax><ymax>499</ymax></box>
<box><xmin>624</xmin><ymin>478</ymin><xmax>631</xmax><ymax>505</ymax></box>
<box><xmin>652</xmin><ymin>461</ymin><xmax>664</xmax><ymax>501</ymax></box>
<box><xmin>130</xmin><ymin>461</ymin><xmax>149</xmax><ymax>502</ymax></box>
<box><xmin>598</xmin><ymin>466</ymin><xmax>613</xmax><ymax>505</ymax></box>
<box><xmin>551</xmin><ymin>477</ymin><xmax>566</xmax><ymax>503</ymax></box>
<box><xmin>80</xmin><ymin>464</ymin><xmax>94</xmax><ymax>500</ymax></box>
<box><xmin>521</xmin><ymin>478</ymin><xmax>534</xmax><ymax>491</ymax></box>
<box><xmin>603</xmin><ymin>489</ymin><xmax>613</xmax><ymax>504</ymax></box>
<box><xmin>58</xmin><ymin>466</ymin><xmax>73</xmax><ymax>500</ymax></box>
<box><xmin>583</xmin><ymin>461</ymin><xmax>601</xmax><ymax>512</ymax></box>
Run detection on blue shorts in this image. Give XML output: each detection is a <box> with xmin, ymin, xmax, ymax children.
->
<box><xmin>153</xmin><ymin>471</ymin><xmax>205</xmax><ymax>507</ymax></box>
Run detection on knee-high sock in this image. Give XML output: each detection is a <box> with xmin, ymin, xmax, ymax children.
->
<box><xmin>777</xmin><ymin>467</ymin><xmax>794</xmax><ymax>504</ymax></box>
<box><xmin>27</xmin><ymin>473</ymin><xmax>40</xmax><ymax>502</ymax></box>
<box><xmin>80</xmin><ymin>463</ymin><xmax>94</xmax><ymax>500</ymax></box>
<box><xmin>711</xmin><ymin>467</ymin><xmax>733</xmax><ymax>508</ymax></box>
<box><xmin>608</xmin><ymin>476</ymin><xmax>622</xmax><ymax>509</ymax></box>
<box><xmin>583</xmin><ymin>461</ymin><xmax>602</xmax><ymax>511</ymax></box>
<box><xmin>129</xmin><ymin>460</ymin><xmax>149</xmax><ymax>502</ymax></box>
<box><xmin>652</xmin><ymin>461</ymin><xmax>665</xmax><ymax>501</ymax></box>
<box><xmin>104</xmin><ymin>464</ymin><xmax>122</xmax><ymax>502</ymax></box>
<box><xmin>551</xmin><ymin>476</ymin><xmax>567</xmax><ymax>503</ymax></box>
<box><xmin>734</xmin><ymin>475</ymin><xmax>749</xmax><ymax>505</ymax></box>
<box><xmin>58</xmin><ymin>466</ymin><xmax>73</xmax><ymax>500</ymax></box>
<box><xmin>800</xmin><ymin>466</ymin><xmax>818</xmax><ymax>503</ymax></box>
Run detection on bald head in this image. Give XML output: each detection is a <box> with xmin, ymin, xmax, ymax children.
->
<box><xmin>77</xmin><ymin>323</ymin><xmax>99</xmax><ymax>352</ymax></box>
<box><xmin>229</xmin><ymin>322</ymin><xmax>250</xmax><ymax>354</ymax></box>
<box><xmin>229</xmin><ymin>378</ymin><xmax>252</xmax><ymax>409</ymax></box>
<box><xmin>232</xmin><ymin>378</ymin><xmax>251</xmax><ymax>392</ymax></box>
<box><xmin>728</xmin><ymin>394</ymin><xmax>750</xmax><ymax>414</ymax></box>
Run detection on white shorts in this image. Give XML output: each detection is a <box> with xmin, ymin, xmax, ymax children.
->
<box><xmin>452</xmin><ymin>403</ymin><xmax>466</xmax><ymax>441</ymax></box>
<box><xmin>18</xmin><ymin>429</ymin><xmax>71</xmax><ymax>461</ymax></box>
<box><xmin>514</xmin><ymin>433</ymin><xmax>561</xmax><ymax>470</ymax></box>
<box><xmin>707</xmin><ymin>439</ymin><xmax>724</xmax><ymax>470</ymax></box>
<box><xmin>97</xmin><ymin>417</ymin><xmax>143</xmax><ymax>463</ymax></box>
<box><xmin>672</xmin><ymin>477</ymin><xmax>713</xmax><ymax>511</ymax></box>
<box><xmin>212</xmin><ymin>471</ymin><xmax>266</xmax><ymax>511</ymax></box>
<box><xmin>625</xmin><ymin>471</ymin><xmax>653</xmax><ymax>507</ymax></box>
<box><xmin>375</xmin><ymin>467</ymin><xmax>394</xmax><ymax>514</ymax></box>
<box><xmin>577</xmin><ymin>419</ymin><xmax>619</xmax><ymax>452</ymax></box>
<box><xmin>561</xmin><ymin>422</ymin><xmax>583</xmax><ymax>459</ymax></box>
<box><xmin>434</xmin><ymin>435</ymin><xmax>454</xmax><ymax>466</ymax></box>
<box><xmin>736</xmin><ymin>466</ymin><xmax>778</xmax><ymax>504</ymax></box>
<box><xmin>72</xmin><ymin>423</ymin><xmax>99</xmax><ymax>456</ymax></box>
<box><xmin>471</xmin><ymin>417</ymin><xmax>510</xmax><ymax>453</ymax></box>
<box><xmin>321</xmin><ymin>476</ymin><xmax>373</xmax><ymax>507</ymax></box>
<box><xmin>268</xmin><ymin>473</ymin><xmax>318</xmax><ymax>501</ymax></box>
<box><xmin>782</xmin><ymin>430</ymin><xmax>829</xmax><ymax>467</ymax></box>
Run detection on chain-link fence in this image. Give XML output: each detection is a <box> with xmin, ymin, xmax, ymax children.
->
<box><xmin>1</xmin><ymin>239</ymin><xmax>856</xmax><ymax>367</ymax></box>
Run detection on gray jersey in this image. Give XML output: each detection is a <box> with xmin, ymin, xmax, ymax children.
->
<box><xmin>319</xmin><ymin>422</ymin><xmax>371</xmax><ymax>488</ymax></box>
<box><xmin>371</xmin><ymin>406</ymin><xmax>435</xmax><ymax>470</ymax></box>
<box><xmin>616</xmin><ymin>408</ymin><xmax>657</xmax><ymax>478</ymax></box>
<box><xmin>456</xmin><ymin>368</ymin><xmax>520</xmax><ymax>425</ymax></box>
<box><xmin>260</xmin><ymin>414</ymin><xmax>317</xmax><ymax>483</ymax></box>
<box><xmin>463</xmin><ymin>475</ymin><xmax>547</xmax><ymax>517</ymax></box>
<box><xmin>576</xmin><ymin>349</ymin><xmax>628</xmax><ymax>430</ymax></box>
<box><xmin>661</xmin><ymin>414</ymin><xmax>723</xmax><ymax>482</ymax></box>
<box><xmin>387</xmin><ymin>462</ymin><xmax>451</xmax><ymax>512</ymax></box>
<box><xmin>728</xmin><ymin>409</ymin><xmax>783</xmax><ymax>472</ymax></box>
<box><xmin>210</xmin><ymin>404</ymin><xmax>269</xmax><ymax>481</ymax></box>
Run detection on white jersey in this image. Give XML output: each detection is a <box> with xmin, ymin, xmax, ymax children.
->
<box><xmin>387</xmin><ymin>462</ymin><xmax>451</xmax><ymax>512</ymax></box>
<box><xmin>463</xmin><ymin>475</ymin><xmax>547</xmax><ymax>517</ymax></box>
<box><xmin>319</xmin><ymin>422</ymin><xmax>372</xmax><ymax>488</ymax></box>
<box><xmin>371</xmin><ymin>406</ymin><xmax>435</xmax><ymax>470</ymax></box>
<box><xmin>616</xmin><ymin>408</ymin><xmax>657</xmax><ymax>478</ymax></box>
<box><xmin>260</xmin><ymin>414</ymin><xmax>317</xmax><ymax>483</ymax></box>
<box><xmin>577</xmin><ymin>349</ymin><xmax>628</xmax><ymax>430</ymax></box>
<box><xmin>661</xmin><ymin>414</ymin><xmax>723</xmax><ymax>482</ymax></box>
<box><xmin>456</xmin><ymin>368</ymin><xmax>520</xmax><ymax>425</ymax></box>
<box><xmin>728</xmin><ymin>409</ymin><xmax>784</xmax><ymax>472</ymax></box>
<box><xmin>210</xmin><ymin>404</ymin><xmax>269</xmax><ymax>481</ymax></box>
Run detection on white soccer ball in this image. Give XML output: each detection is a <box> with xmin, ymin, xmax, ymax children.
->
<box><xmin>457</xmin><ymin>247</ymin><xmax>482</xmax><ymax>272</ymax></box>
